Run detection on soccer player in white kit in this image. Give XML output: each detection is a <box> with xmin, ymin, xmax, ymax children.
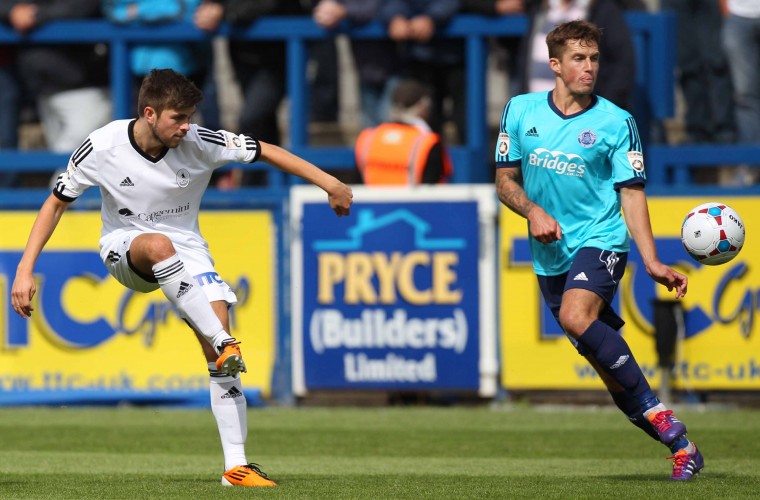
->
<box><xmin>11</xmin><ymin>68</ymin><xmax>353</xmax><ymax>487</ymax></box>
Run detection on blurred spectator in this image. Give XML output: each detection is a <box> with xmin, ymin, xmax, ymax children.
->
<box><xmin>378</xmin><ymin>0</ymin><xmax>466</xmax><ymax>143</ymax></box>
<box><xmin>0</xmin><ymin>40</ymin><xmax>19</xmax><ymax>151</ymax></box>
<box><xmin>312</xmin><ymin>0</ymin><xmax>402</xmax><ymax>128</ymax></box>
<box><xmin>4</xmin><ymin>0</ymin><xmax>111</xmax><ymax>155</ymax></box>
<box><xmin>460</xmin><ymin>1</ymin><xmax>525</xmax><ymax>101</ymax></box>
<box><xmin>514</xmin><ymin>0</ymin><xmax>637</xmax><ymax>111</ymax></box>
<box><xmin>222</xmin><ymin>0</ymin><xmax>309</xmax><ymax>146</ymax></box>
<box><xmin>662</xmin><ymin>0</ymin><xmax>735</xmax><ymax>144</ymax></box>
<box><xmin>103</xmin><ymin>0</ymin><xmax>222</xmax><ymax>130</ymax></box>
<box><xmin>218</xmin><ymin>0</ymin><xmax>310</xmax><ymax>187</ymax></box>
<box><xmin>355</xmin><ymin>79</ymin><xmax>453</xmax><ymax>185</ymax></box>
<box><xmin>309</xmin><ymin>0</ymin><xmax>340</xmax><ymax>125</ymax></box>
<box><xmin>0</xmin><ymin>6</ymin><xmax>20</xmax><ymax>187</ymax></box>
<box><xmin>722</xmin><ymin>0</ymin><xmax>760</xmax><ymax>145</ymax></box>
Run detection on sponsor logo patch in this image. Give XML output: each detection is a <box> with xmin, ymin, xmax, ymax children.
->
<box><xmin>627</xmin><ymin>151</ymin><xmax>645</xmax><ymax>172</ymax></box>
<box><xmin>497</xmin><ymin>133</ymin><xmax>510</xmax><ymax>156</ymax></box>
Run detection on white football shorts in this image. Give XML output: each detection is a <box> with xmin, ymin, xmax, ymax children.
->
<box><xmin>99</xmin><ymin>230</ymin><xmax>238</xmax><ymax>305</ymax></box>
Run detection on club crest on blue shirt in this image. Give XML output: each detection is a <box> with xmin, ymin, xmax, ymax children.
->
<box><xmin>577</xmin><ymin>129</ymin><xmax>596</xmax><ymax>148</ymax></box>
<box><xmin>498</xmin><ymin>133</ymin><xmax>510</xmax><ymax>155</ymax></box>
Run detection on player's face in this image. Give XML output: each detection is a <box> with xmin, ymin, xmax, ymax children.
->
<box><xmin>551</xmin><ymin>40</ymin><xmax>599</xmax><ymax>96</ymax></box>
<box><xmin>149</xmin><ymin>107</ymin><xmax>196</xmax><ymax>148</ymax></box>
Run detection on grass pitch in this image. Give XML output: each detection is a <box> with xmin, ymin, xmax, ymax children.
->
<box><xmin>0</xmin><ymin>405</ymin><xmax>758</xmax><ymax>499</ymax></box>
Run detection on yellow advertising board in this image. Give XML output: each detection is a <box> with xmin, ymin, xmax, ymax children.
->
<box><xmin>0</xmin><ymin>211</ymin><xmax>275</xmax><ymax>404</ymax></box>
<box><xmin>500</xmin><ymin>197</ymin><xmax>758</xmax><ymax>390</ymax></box>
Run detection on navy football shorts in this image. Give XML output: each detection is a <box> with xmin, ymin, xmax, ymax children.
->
<box><xmin>537</xmin><ymin>247</ymin><xmax>628</xmax><ymax>354</ymax></box>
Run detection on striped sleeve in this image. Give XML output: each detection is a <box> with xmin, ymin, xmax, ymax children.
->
<box><xmin>53</xmin><ymin>137</ymin><xmax>98</xmax><ymax>202</ymax></box>
<box><xmin>494</xmin><ymin>100</ymin><xmax>521</xmax><ymax>168</ymax></box>
<box><xmin>196</xmin><ymin>126</ymin><xmax>261</xmax><ymax>166</ymax></box>
<box><xmin>612</xmin><ymin>116</ymin><xmax>646</xmax><ymax>190</ymax></box>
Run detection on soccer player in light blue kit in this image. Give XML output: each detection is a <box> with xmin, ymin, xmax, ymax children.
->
<box><xmin>494</xmin><ymin>20</ymin><xmax>703</xmax><ymax>480</ymax></box>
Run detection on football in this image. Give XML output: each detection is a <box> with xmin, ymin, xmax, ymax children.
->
<box><xmin>681</xmin><ymin>202</ymin><xmax>745</xmax><ymax>265</ymax></box>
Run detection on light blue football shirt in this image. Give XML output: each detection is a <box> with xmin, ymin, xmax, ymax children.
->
<box><xmin>495</xmin><ymin>91</ymin><xmax>646</xmax><ymax>276</ymax></box>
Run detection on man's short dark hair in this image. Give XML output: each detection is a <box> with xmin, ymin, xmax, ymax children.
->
<box><xmin>546</xmin><ymin>20</ymin><xmax>602</xmax><ymax>59</ymax></box>
<box><xmin>137</xmin><ymin>68</ymin><xmax>203</xmax><ymax>117</ymax></box>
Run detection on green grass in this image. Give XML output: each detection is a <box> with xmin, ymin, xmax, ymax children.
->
<box><xmin>0</xmin><ymin>405</ymin><xmax>758</xmax><ymax>499</ymax></box>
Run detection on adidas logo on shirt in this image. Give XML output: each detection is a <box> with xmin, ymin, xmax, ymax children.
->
<box><xmin>573</xmin><ymin>272</ymin><xmax>588</xmax><ymax>281</ymax></box>
<box><xmin>120</xmin><ymin>177</ymin><xmax>134</xmax><ymax>187</ymax></box>
<box><xmin>176</xmin><ymin>281</ymin><xmax>193</xmax><ymax>298</ymax></box>
<box><xmin>525</xmin><ymin>127</ymin><xmax>539</xmax><ymax>137</ymax></box>
<box><xmin>221</xmin><ymin>387</ymin><xmax>243</xmax><ymax>399</ymax></box>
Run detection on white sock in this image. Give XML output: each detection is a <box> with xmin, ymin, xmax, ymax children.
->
<box><xmin>643</xmin><ymin>403</ymin><xmax>668</xmax><ymax>419</ymax></box>
<box><xmin>152</xmin><ymin>254</ymin><xmax>231</xmax><ymax>350</ymax></box>
<box><xmin>209</xmin><ymin>366</ymin><xmax>248</xmax><ymax>471</ymax></box>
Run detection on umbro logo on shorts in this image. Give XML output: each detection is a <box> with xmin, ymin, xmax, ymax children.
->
<box><xmin>107</xmin><ymin>250</ymin><xmax>121</xmax><ymax>264</ymax></box>
<box><xmin>573</xmin><ymin>272</ymin><xmax>588</xmax><ymax>281</ymax></box>
<box><xmin>525</xmin><ymin>127</ymin><xmax>539</xmax><ymax>137</ymax></box>
<box><xmin>221</xmin><ymin>387</ymin><xmax>243</xmax><ymax>399</ymax></box>
<box><xmin>120</xmin><ymin>177</ymin><xmax>135</xmax><ymax>187</ymax></box>
<box><xmin>176</xmin><ymin>281</ymin><xmax>193</xmax><ymax>298</ymax></box>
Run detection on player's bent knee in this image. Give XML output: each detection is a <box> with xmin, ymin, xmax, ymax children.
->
<box><xmin>133</xmin><ymin>233</ymin><xmax>176</xmax><ymax>263</ymax></box>
<box><xmin>558</xmin><ymin>308</ymin><xmax>587</xmax><ymax>338</ymax></box>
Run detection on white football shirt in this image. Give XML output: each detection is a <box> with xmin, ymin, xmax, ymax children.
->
<box><xmin>53</xmin><ymin>119</ymin><xmax>260</xmax><ymax>254</ymax></box>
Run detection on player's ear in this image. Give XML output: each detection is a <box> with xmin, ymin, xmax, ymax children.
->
<box><xmin>144</xmin><ymin>106</ymin><xmax>157</xmax><ymax>124</ymax></box>
<box><xmin>549</xmin><ymin>57</ymin><xmax>561</xmax><ymax>75</ymax></box>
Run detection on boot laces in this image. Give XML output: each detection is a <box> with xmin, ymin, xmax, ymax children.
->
<box><xmin>242</xmin><ymin>463</ymin><xmax>270</xmax><ymax>479</ymax></box>
<box><xmin>651</xmin><ymin>410</ymin><xmax>675</xmax><ymax>432</ymax></box>
<box><xmin>666</xmin><ymin>451</ymin><xmax>689</xmax><ymax>476</ymax></box>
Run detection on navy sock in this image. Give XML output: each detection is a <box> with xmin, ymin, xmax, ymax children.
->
<box><xmin>609</xmin><ymin>390</ymin><xmax>661</xmax><ymax>442</ymax></box>
<box><xmin>670</xmin><ymin>435</ymin><xmax>690</xmax><ymax>453</ymax></box>
<box><xmin>578</xmin><ymin>320</ymin><xmax>659</xmax><ymax>412</ymax></box>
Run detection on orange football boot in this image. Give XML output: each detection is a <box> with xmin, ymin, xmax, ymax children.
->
<box><xmin>216</xmin><ymin>338</ymin><xmax>247</xmax><ymax>377</ymax></box>
<box><xmin>222</xmin><ymin>463</ymin><xmax>277</xmax><ymax>487</ymax></box>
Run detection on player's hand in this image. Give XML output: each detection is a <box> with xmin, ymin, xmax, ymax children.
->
<box><xmin>647</xmin><ymin>261</ymin><xmax>688</xmax><ymax>299</ymax></box>
<box><xmin>11</xmin><ymin>272</ymin><xmax>36</xmax><ymax>319</ymax></box>
<box><xmin>327</xmin><ymin>181</ymin><xmax>353</xmax><ymax>217</ymax></box>
<box><xmin>527</xmin><ymin>206</ymin><xmax>562</xmax><ymax>244</ymax></box>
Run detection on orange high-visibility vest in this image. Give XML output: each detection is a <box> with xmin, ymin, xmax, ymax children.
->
<box><xmin>355</xmin><ymin>122</ymin><xmax>453</xmax><ymax>185</ymax></box>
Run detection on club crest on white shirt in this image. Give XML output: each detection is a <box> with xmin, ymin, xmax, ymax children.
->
<box><xmin>176</xmin><ymin>168</ymin><xmax>190</xmax><ymax>188</ymax></box>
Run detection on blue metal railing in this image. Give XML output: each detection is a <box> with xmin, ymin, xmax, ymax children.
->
<box><xmin>0</xmin><ymin>13</ymin><xmax>678</xmax><ymax>206</ymax></box>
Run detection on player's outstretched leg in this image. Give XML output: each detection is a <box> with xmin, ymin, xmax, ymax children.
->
<box><xmin>152</xmin><ymin>252</ymin><xmax>233</xmax><ymax>350</ymax></box>
<box><xmin>577</xmin><ymin>321</ymin><xmax>689</xmax><ymax>444</ymax></box>
<box><xmin>667</xmin><ymin>441</ymin><xmax>704</xmax><ymax>481</ymax></box>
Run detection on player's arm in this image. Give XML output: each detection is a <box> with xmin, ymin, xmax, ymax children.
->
<box><xmin>11</xmin><ymin>193</ymin><xmax>72</xmax><ymax>318</ymax></box>
<box><xmin>495</xmin><ymin>167</ymin><xmax>562</xmax><ymax>244</ymax></box>
<box><xmin>259</xmin><ymin>141</ymin><xmax>353</xmax><ymax>217</ymax></box>
<box><xmin>620</xmin><ymin>185</ymin><xmax>687</xmax><ymax>298</ymax></box>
